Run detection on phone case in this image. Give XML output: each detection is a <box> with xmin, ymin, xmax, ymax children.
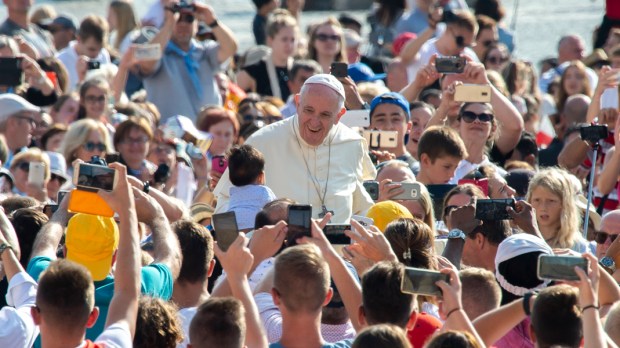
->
<box><xmin>134</xmin><ymin>43</ymin><xmax>162</xmax><ymax>61</ymax></box>
<box><xmin>212</xmin><ymin>211</ymin><xmax>239</xmax><ymax>251</ymax></box>
<box><xmin>401</xmin><ymin>267</ymin><xmax>449</xmax><ymax>297</ymax></box>
<box><xmin>212</xmin><ymin>156</ymin><xmax>228</xmax><ymax>174</ymax></box>
<box><xmin>28</xmin><ymin>162</ymin><xmax>46</xmax><ymax>187</ymax></box>
<box><xmin>340</xmin><ymin>110</ymin><xmax>370</xmax><ymax>128</ymax></box>
<box><xmin>68</xmin><ymin>189</ymin><xmax>114</xmax><ymax>217</ymax></box>
<box><xmin>363</xmin><ymin>130</ymin><xmax>399</xmax><ymax>149</ymax></box>
<box><xmin>537</xmin><ymin>255</ymin><xmax>588</xmax><ymax>281</ymax></box>
<box><xmin>454</xmin><ymin>84</ymin><xmax>492</xmax><ymax>103</ymax></box>
<box><xmin>391</xmin><ymin>182</ymin><xmax>421</xmax><ymax>200</ymax></box>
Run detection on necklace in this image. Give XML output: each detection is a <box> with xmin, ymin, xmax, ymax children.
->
<box><xmin>292</xmin><ymin>118</ymin><xmax>334</xmax><ymax>218</ymax></box>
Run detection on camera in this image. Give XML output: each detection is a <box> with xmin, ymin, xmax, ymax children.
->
<box><xmin>580</xmin><ymin>124</ymin><xmax>608</xmax><ymax>144</ymax></box>
<box><xmin>435</xmin><ymin>56</ymin><xmax>466</xmax><ymax>74</ymax></box>
<box><xmin>170</xmin><ymin>0</ymin><xmax>195</xmax><ymax>13</ymax></box>
<box><xmin>73</xmin><ymin>156</ymin><xmax>116</xmax><ymax>192</ymax></box>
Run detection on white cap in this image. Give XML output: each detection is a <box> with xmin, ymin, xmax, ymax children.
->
<box><xmin>46</xmin><ymin>151</ymin><xmax>70</xmax><ymax>182</ymax></box>
<box><xmin>303</xmin><ymin>74</ymin><xmax>346</xmax><ymax>99</ymax></box>
<box><xmin>0</xmin><ymin>94</ymin><xmax>39</xmax><ymax>122</ymax></box>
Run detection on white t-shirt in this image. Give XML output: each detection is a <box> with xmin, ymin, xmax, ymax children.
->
<box><xmin>56</xmin><ymin>41</ymin><xmax>111</xmax><ymax>89</ymax></box>
<box><xmin>75</xmin><ymin>322</ymin><xmax>133</xmax><ymax>348</ymax></box>
<box><xmin>177</xmin><ymin>307</ymin><xmax>197</xmax><ymax>348</ymax></box>
<box><xmin>405</xmin><ymin>38</ymin><xmax>479</xmax><ymax>83</ymax></box>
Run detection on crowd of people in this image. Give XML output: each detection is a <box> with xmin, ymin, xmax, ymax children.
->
<box><xmin>0</xmin><ymin>0</ymin><xmax>619</xmax><ymax>347</ymax></box>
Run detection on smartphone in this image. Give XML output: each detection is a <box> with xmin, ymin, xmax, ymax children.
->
<box><xmin>212</xmin><ymin>211</ymin><xmax>239</xmax><ymax>252</ymax></box>
<box><xmin>43</xmin><ymin>204</ymin><xmax>57</xmax><ymax>218</ymax></box>
<box><xmin>391</xmin><ymin>182</ymin><xmax>421</xmax><ymax>200</ymax></box>
<box><xmin>537</xmin><ymin>255</ymin><xmax>588</xmax><ymax>281</ymax></box>
<box><xmin>363</xmin><ymin>130</ymin><xmax>399</xmax><ymax>149</ymax></box>
<box><xmin>73</xmin><ymin>163</ymin><xmax>117</xmax><ymax>191</ymax></box>
<box><xmin>134</xmin><ymin>43</ymin><xmax>162</xmax><ymax>61</ymax></box>
<box><xmin>340</xmin><ymin>109</ymin><xmax>370</xmax><ymax>128</ymax></box>
<box><xmin>401</xmin><ymin>267</ymin><xmax>450</xmax><ymax>297</ymax></box>
<box><xmin>580</xmin><ymin>125</ymin><xmax>608</xmax><ymax>143</ymax></box>
<box><xmin>435</xmin><ymin>56</ymin><xmax>466</xmax><ymax>74</ymax></box>
<box><xmin>212</xmin><ymin>155</ymin><xmax>228</xmax><ymax>174</ymax></box>
<box><xmin>475</xmin><ymin>198</ymin><xmax>515</xmax><ymax>220</ymax></box>
<box><xmin>0</xmin><ymin>57</ymin><xmax>23</xmax><ymax>86</ymax></box>
<box><xmin>87</xmin><ymin>61</ymin><xmax>101</xmax><ymax>70</ymax></box>
<box><xmin>330</xmin><ymin>62</ymin><xmax>348</xmax><ymax>78</ymax></box>
<box><xmin>57</xmin><ymin>190</ymin><xmax>69</xmax><ymax>204</ymax></box>
<box><xmin>351</xmin><ymin>214</ymin><xmax>374</xmax><ymax>228</ymax></box>
<box><xmin>454</xmin><ymin>84</ymin><xmax>492</xmax><ymax>103</ymax></box>
<box><xmin>28</xmin><ymin>162</ymin><xmax>46</xmax><ymax>187</ymax></box>
<box><xmin>600</xmin><ymin>87</ymin><xmax>619</xmax><ymax>109</ymax></box>
<box><xmin>104</xmin><ymin>153</ymin><xmax>121</xmax><ymax>164</ymax></box>
<box><xmin>323</xmin><ymin>224</ymin><xmax>351</xmax><ymax>244</ymax></box>
<box><xmin>286</xmin><ymin>204</ymin><xmax>312</xmax><ymax>246</ymax></box>
<box><xmin>363</xmin><ymin>180</ymin><xmax>379</xmax><ymax>200</ymax></box>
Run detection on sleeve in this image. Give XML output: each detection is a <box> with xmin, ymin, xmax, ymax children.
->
<box><xmin>94</xmin><ymin>322</ymin><xmax>133</xmax><ymax>348</ymax></box>
<box><xmin>26</xmin><ymin>256</ymin><xmax>52</xmax><ymax>281</ymax></box>
<box><xmin>202</xmin><ymin>40</ymin><xmax>221</xmax><ymax>70</ymax></box>
<box><xmin>353</xmin><ymin>141</ymin><xmax>376</xmax><ymax>216</ymax></box>
<box><xmin>0</xmin><ymin>272</ymin><xmax>39</xmax><ymax>348</ymax></box>
<box><xmin>140</xmin><ymin>263</ymin><xmax>173</xmax><ymax>300</ymax></box>
<box><xmin>254</xmin><ymin>292</ymin><xmax>283</xmax><ymax>343</ymax></box>
<box><xmin>23</xmin><ymin>87</ymin><xmax>58</xmax><ymax>107</ymax></box>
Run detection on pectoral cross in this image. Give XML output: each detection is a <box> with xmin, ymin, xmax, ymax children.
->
<box><xmin>318</xmin><ymin>205</ymin><xmax>334</xmax><ymax>219</ymax></box>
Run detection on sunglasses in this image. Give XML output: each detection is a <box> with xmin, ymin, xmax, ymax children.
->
<box><xmin>178</xmin><ymin>13</ymin><xmax>195</xmax><ymax>23</ymax></box>
<box><xmin>83</xmin><ymin>142</ymin><xmax>106</xmax><ymax>152</ymax></box>
<box><xmin>316</xmin><ymin>33</ymin><xmax>340</xmax><ymax>42</ymax></box>
<box><xmin>594</xmin><ymin>231</ymin><xmax>619</xmax><ymax>244</ymax></box>
<box><xmin>459</xmin><ymin>111</ymin><xmax>494</xmax><ymax>123</ymax></box>
<box><xmin>15</xmin><ymin>162</ymin><xmax>30</xmax><ymax>172</ymax></box>
<box><xmin>51</xmin><ymin>173</ymin><xmax>67</xmax><ymax>184</ymax></box>
<box><xmin>487</xmin><ymin>56</ymin><xmax>508</xmax><ymax>65</ymax></box>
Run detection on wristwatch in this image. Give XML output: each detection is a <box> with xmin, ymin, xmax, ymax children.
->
<box><xmin>600</xmin><ymin>256</ymin><xmax>616</xmax><ymax>272</ymax></box>
<box><xmin>0</xmin><ymin>243</ymin><xmax>13</xmax><ymax>256</ymax></box>
<box><xmin>448</xmin><ymin>229</ymin><xmax>466</xmax><ymax>240</ymax></box>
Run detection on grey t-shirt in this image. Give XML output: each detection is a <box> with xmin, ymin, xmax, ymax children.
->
<box><xmin>0</xmin><ymin>19</ymin><xmax>55</xmax><ymax>58</ymax></box>
<box><xmin>141</xmin><ymin>39</ymin><xmax>222</xmax><ymax>122</ymax></box>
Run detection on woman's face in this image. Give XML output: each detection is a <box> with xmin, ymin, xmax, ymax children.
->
<box><xmin>82</xmin><ymin>86</ymin><xmax>108</xmax><ymax>120</ymax></box>
<box><xmin>563</xmin><ymin>66</ymin><xmax>586</xmax><ymax>96</ymax></box>
<box><xmin>45</xmin><ymin>132</ymin><xmax>66</xmax><ymax>152</ymax></box>
<box><xmin>10</xmin><ymin>161</ymin><xmax>30</xmax><ymax>194</ymax></box>
<box><xmin>313</xmin><ymin>24</ymin><xmax>341</xmax><ymax>57</ymax></box>
<box><xmin>75</xmin><ymin>129</ymin><xmax>106</xmax><ymax>162</ymax></box>
<box><xmin>407</xmin><ymin>107</ymin><xmax>433</xmax><ymax>159</ymax></box>
<box><xmin>458</xmin><ymin>103</ymin><xmax>494</xmax><ymax>144</ymax></box>
<box><xmin>107</xmin><ymin>7</ymin><xmax>118</xmax><ymax>30</ymax></box>
<box><xmin>53</xmin><ymin>97</ymin><xmax>79</xmax><ymax>125</ymax></box>
<box><xmin>269</xmin><ymin>25</ymin><xmax>298</xmax><ymax>59</ymax></box>
<box><xmin>116</xmin><ymin>128</ymin><xmax>149</xmax><ymax>167</ymax></box>
<box><xmin>484</xmin><ymin>47</ymin><xmax>508</xmax><ymax>72</ymax></box>
<box><xmin>529</xmin><ymin>186</ymin><xmax>562</xmax><ymax>230</ymax></box>
<box><xmin>209</xmin><ymin>120</ymin><xmax>235</xmax><ymax>156</ymax></box>
<box><xmin>399</xmin><ymin>199</ymin><xmax>426</xmax><ymax>222</ymax></box>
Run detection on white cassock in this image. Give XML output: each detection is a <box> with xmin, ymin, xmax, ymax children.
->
<box><xmin>214</xmin><ymin>115</ymin><xmax>376</xmax><ymax>223</ymax></box>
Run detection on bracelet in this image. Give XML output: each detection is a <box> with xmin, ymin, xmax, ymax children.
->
<box><xmin>523</xmin><ymin>292</ymin><xmax>535</xmax><ymax>316</ymax></box>
<box><xmin>582</xmin><ymin>304</ymin><xmax>599</xmax><ymax>313</ymax></box>
<box><xmin>142</xmin><ymin>181</ymin><xmax>150</xmax><ymax>194</ymax></box>
<box><xmin>445</xmin><ymin>307</ymin><xmax>461</xmax><ymax>318</ymax></box>
<box><xmin>207</xmin><ymin>18</ymin><xmax>219</xmax><ymax>28</ymax></box>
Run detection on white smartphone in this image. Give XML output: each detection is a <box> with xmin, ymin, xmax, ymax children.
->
<box><xmin>600</xmin><ymin>87</ymin><xmax>619</xmax><ymax>109</ymax></box>
<box><xmin>175</xmin><ymin>162</ymin><xmax>195</xmax><ymax>207</ymax></box>
<box><xmin>351</xmin><ymin>214</ymin><xmax>374</xmax><ymax>228</ymax></box>
<box><xmin>454</xmin><ymin>84</ymin><xmax>492</xmax><ymax>103</ymax></box>
<box><xmin>340</xmin><ymin>109</ymin><xmax>370</xmax><ymax>128</ymax></box>
<box><xmin>134</xmin><ymin>43</ymin><xmax>162</xmax><ymax>61</ymax></box>
<box><xmin>363</xmin><ymin>130</ymin><xmax>399</xmax><ymax>149</ymax></box>
<box><xmin>28</xmin><ymin>162</ymin><xmax>45</xmax><ymax>187</ymax></box>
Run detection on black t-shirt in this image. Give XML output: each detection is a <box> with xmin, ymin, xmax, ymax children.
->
<box><xmin>243</xmin><ymin>60</ymin><xmax>291</xmax><ymax>100</ymax></box>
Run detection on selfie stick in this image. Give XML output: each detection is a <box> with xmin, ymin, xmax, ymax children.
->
<box><xmin>583</xmin><ymin>144</ymin><xmax>598</xmax><ymax>238</ymax></box>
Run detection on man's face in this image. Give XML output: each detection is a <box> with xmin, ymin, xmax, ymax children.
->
<box><xmin>370</xmin><ymin>103</ymin><xmax>411</xmax><ymax>150</ymax></box>
<box><xmin>596</xmin><ymin>214</ymin><xmax>620</xmax><ymax>259</ymax></box>
<box><xmin>288</xmin><ymin>69</ymin><xmax>314</xmax><ymax>95</ymax></box>
<box><xmin>561</xmin><ymin>37</ymin><xmax>585</xmax><ymax>61</ymax></box>
<box><xmin>446</xmin><ymin>26</ymin><xmax>474</xmax><ymax>55</ymax></box>
<box><xmin>4</xmin><ymin>0</ymin><xmax>32</xmax><ymax>14</ymax></box>
<box><xmin>420</xmin><ymin>154</ymin><xmax>460</xmax><ymax>184</ymax></box>
<box><xmin>172</xmin><ymin>13</ymin><xmax>197</xmax><ymax>45</ymax></box>
<box><xmin>78</xmin><ymin>37</ymin><xmax>103</xmax><ymax>59</ymax></box>
<box><xmin>295</xmin><ymin>84</ymin><xmax>344</xmax><ymax>146</ymax></box>
<box><xmin>474</xmin><ymin>28</ymin><xmax>498</xmax><ymax>58</ymax></box>
<box><xmin>8</xmin><ymin>111</ymin><xmax>37</xmax><ymax>149</ymax></box>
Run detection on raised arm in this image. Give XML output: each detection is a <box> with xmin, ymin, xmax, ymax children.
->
<box><xmin>442</xmin><ymin>204</ymin><xmax>481</xmax><ymax>269</ymax></box>
<box><xmin>194</xmin><ymin>3</ymin><xmax>237</xmax><ymax>64</ymax></box>
<box><xmin>110</xmin><ymin>46</ymin><xmax>137</xmax><ymax>104</ymax></box>
<box><xmin>473</xmin><ymin>297</ymin><xmax>529</xmax><ymax>346</ymax></box>
<box><xmin>557</xmin><ymin>134</ymin><xmax>590</xmax><ymax>170</ymax></box>
<box><xmin>586</xmin><ymin>66</ymin><xmax>619</xmax><ymax>123</ymax></box>
<box><xmin>136</xmin><ymin>1</ymin><xmax>176</xmax><ymax>76</ymax></box>
<box><xmin>98</xmin><ymin>163</ymin><xmax>141</xmax><ymax>336</ymax></box>
<box><xmin>29</xmin><ymin>193</ymin><xmax>72</xmax><ymax>261</ymax></box>
<box><xmin>127</xmin><ymin>175</ymin><xmax>185</xmax><ymax>222</ymax></box>
<box><xmin>400</xmin><ymin>55</ymin><xmax>441</xmax><ymax>102</ymax></box>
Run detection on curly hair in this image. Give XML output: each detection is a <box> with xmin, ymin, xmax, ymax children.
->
<box><xmin>133</xmin><ymin>297</ymin><xmax>184</xmax><ymax>348</ymax></box>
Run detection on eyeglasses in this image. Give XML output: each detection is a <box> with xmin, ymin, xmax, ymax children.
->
<box><xmin>316</xmin><ymin>33</ymin><xmax>340</xmax><ymax>42</ymax></box>
<box><xmin>120</xmin><ymin>136</ymin><xmax>149</xmax><ymax>145</ymax></box>
<box><xmin>15</xmin><ymin>162</ymin><xmax>30</xmax><ymax>172</ymax></box>
<box><xmin>15</xmin><ymin>115</ymin><xmax>37</xmax><ymax>127</ymax></box>
<box><xmin>594</xmin><ymin>231</ymin><xmax>619</xmax><ymax>244</ymax></box>
<box><xmin>84</xmin><ymin>95</ymin><xmax>106</xmax><ymax>104</ymax></box>
<box><xmin>83</xmin><ymin>141</ymin><xmax>106</xmax><ymax>152</ymax></box>
<box><xmin>151</xmin><ymin>145</ymin><xmax>174</xmax><ymax>155</ymax></box>
<box><xmin>487</xmin><ymin>55</ymin><xmax>508</xmax><ymax>65</ymax></box>
<box><xmin>178</xmin><ymin>13</ymin><xmax>195</xmax><ymax>23</ymax></box>
<box><xmin>459</xmin><ymin>111</ymin><xmax>494</xmax><ymax>123</ymax></box>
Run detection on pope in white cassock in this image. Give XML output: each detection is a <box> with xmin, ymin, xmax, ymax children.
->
<box><xmin>213</xmin><ymin>74</ymin><xmax>376</xmax><ymax>223</ymax></box>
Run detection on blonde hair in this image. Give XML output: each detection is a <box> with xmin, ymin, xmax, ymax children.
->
<box><xmin>526</xmin><ymin>167</ymin><xmax>580</xmax><ymax>249</ymax></box>
<box><xmin>59</xmin><ymin>119</ymin><xmax>112</xmax><ymax>166</ymax></box>
<box><xmin>10</xmin><ymin>148</ymin><xmax>51</xmax><ymax>181</ymax></box>
<box><xmin>266</xmin><ymin>10</ymin><xmax>298</xmax><ymax>39</ymax></box>
<box><xmin>307</xmin><ymin>17</ymin><xmax>348</xmax><ymax>64</ymax></box>
<box><xmin>109</xmin><ymin>0</ymin><xmax>139</xmax><ymax>50</ymax></box>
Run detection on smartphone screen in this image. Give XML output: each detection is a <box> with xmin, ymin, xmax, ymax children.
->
<box><xmin>323</xmin><ymin>224</ymin><xmax>351</xmax><ymax>244</ymax></box>
<box><xmin>286</xmin><ymin>204</ymin><xmax>312</xmax><ymax>246</ymax></box>
<box><xmin>363</xmin><ymin>181</ymin><xmax>379</xmax><ymax>200</ymax></box>
<box><xmin>401</xmin><ymin>267</ymin><xmax>449</xmax><ymax>297</ymax></box>
<box><xmin>74</xmin><ymin>163</ymin><xmax>116</xmax><ymax>191</ymax></box>
<box><xmin>0</xmin><ymin>57</ymin><xmax>23</xmax><ymax>86</ymax></box>
<box><xmin>330</xmin><ymin>62</ymin><xmax>348</xmax><ymax>78</ymax></box>
<box><xmin>475</xmin><ymin>199</ymin><xmax>515</xmax><ymax>220</ymax></box>
<box><xmin>212</xmin><ymin>211</ymin><xmax>239</xmax><ymax>252</ymax></box>
<box><xmin>537</xmin><ymin>255</ymin><xmax>588</xmax><ymax>281</ymax></box>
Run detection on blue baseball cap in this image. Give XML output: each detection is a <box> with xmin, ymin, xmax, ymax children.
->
<box><xmin>369</xmin><ymin>92</ymin><xmax>411</xmax><ymax>121</ymax></box>
<box><xmin>348</xmin><ymin>62</ymin><xmax>386</xmax><ymax>83</ymax></box>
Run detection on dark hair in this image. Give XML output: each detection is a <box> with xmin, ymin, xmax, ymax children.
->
<box><xmin>227</xmin><ymin>144</ymin><xmax>265</xmax><ymax>186</ymax></box>
<box><xmin>425</xmin><ymin>331</ymin><xmax>481</xmax><ymax>348</ymax></box>
<box><xmin>289</xmin><ymin>59</ymin><xmax>322</xmax><ymax>80</ymax></box>
<box><xmin>40</xmin><ymin>124</ymin><xmax>68</xmax><ymax>151</ymax></box>
<box><xmin>384</xmin><ymin>218</ymin><xmax>436</xmax><ymax>269</ymax></box>
<box><xmin>475</xmin><ymin>14</ymin><xmax>496</xmax><ymax>39</ymax></box>
<box><xmin>531</xmin><ymin>285</ymin><xmax>582</xmax><ymax>348</ymax></box>
<box><xmin>418</xmin><ymin>125</ymin><xmax>467</xmax><ymax>162</ymax></box>
<box><xmin>474</xmin><ymin>0</ymin><xmax>506</xmax><ymax>22</ymax></box>
<box><xmin>252</xmin><ymin>0</ymin><xmax>273</xmax><ymax>9</ymax></box>
<box><xmin>361</xmin><ymin>261</ymin><xmax>414</xmax><ymax>328</ymax></box>
<box><xmin>352</xmin><ymin>324</ymin><xmax>412</xmax><ymax>348</ymax></box>
<box><xmin>190</xmin><ymin>297</ymin><xmax>246</xmax><ymax>348</ymax></box>
<box><xmin>409</xmin><ymin>101</ymin><xmax>435</xmax><ymax>114</ymax></box>
<box><xmin>113</xmin><ymin>117</ymin><xmax>154</xmax><ymax>148</ymax></box>
<box><xmin>134</xmin><ymin>297</ymin><xmax>183</xmax><ymax>348</ymax></box>
<box><xmin>337</xmin><ymin>13</ymin><xmax>362</xmax><ymax>31</ymax></box>
<box><xmin>172</xmin><ymin>220</ymin><xmax>214</xmax><ymax>284</ymax></box>
<box><xmin>1</xmin><ymin>196</ymin><xmax>39</xmax><ymax>215</ymax></box>
<box><xmin>77</xmin><ymin>15</ymin><xmax>108</xmax><ymax>43</ymax></box>
<box><xmin>9</xmin><ymin>208</ymin><xmax>49</xmax><ymax>268</ymax></box>
<box><xmin>471</xmin><ymin>219</ymin><xmax>512</xmax><ymax>246</ymax></box>
<box><xmin>419</xmin><ymin>89</ymin><xmax>442</xmax><ymax>105</ymax></box>
<box><xmin>514</xmin><ymin>131</ymin><xmax>538</xmax><ymax>160</ymax></box>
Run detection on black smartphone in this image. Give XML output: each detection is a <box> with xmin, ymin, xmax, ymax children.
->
<box><xmin>580</xmin><ymin>125</ymin><xmax>608</xmax><ymax>143</ymax></box>
<box><xmin>286</xmin><ymin>204</ymin><xmax>312</xmax><ymax>246</ymax></box>
<box><xmin>43</xmin><ymin>204</ymin><xmax>57</xmax><ymax>219</ymax></box>
<box><xmin>73</xmin><ymin>163</ymin><xmax>117</xmax><ymax>191</ymax></box>
<box><xmin>330</xmin><ymin>62</ymin><xmax>348</xmax><ymax>78</ymax></box>
<box><xmin>435</xmin><ymin>56</ymin><xmax>466</xmax><ymax>74</ymax></box>
<box><xmin>363</xmin><ymin>180</ymin><xmax>379</xmax><ymax>201</ymax></box>
<box><xmin>537</xmin><ymin>255</ymin><xmax>588</xmax><ymax>281</ymax></box>
<box><xmin>87</xmin><ymin>61</ymin><xmax>101</xmax><ymax>70</ymax></box>
<box><xmin>475</xmin><ymin>199</ymin><xmax>515</xmax><ymax>220</ymax></box>
<box><xmin>323</xmin><ymin>224</ymin><xmax>351</xmax><ymax>244</ymax></box>
<box><xmin>0</xmin><ymin>57</ymin><xmax>23</xmax><ymax>86</ymax></box>
<box><xmin>212</xmin><ymin>211</ymin><xmax>239</xmax><ymax>252</ymax></box>
<box><xmin>401</xmin><ymin>267</ymin><xmax>450</xmax><ymax>297</ymax></box>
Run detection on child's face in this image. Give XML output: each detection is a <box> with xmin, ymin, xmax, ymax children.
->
<box><xmin>529</xmin><ymin>186</ymin><xmax>562</xmax><ymax>230</ymax></box>
<box><xmin>421</xmin><ymin>154</ymin><xmax>461</xmax><ymax>184</ymax></box>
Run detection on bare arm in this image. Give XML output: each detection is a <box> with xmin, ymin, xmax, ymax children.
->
<box><xmin>399</xmin><ymin>55</ymin><xmax>441</xmax><ymax>102</ymax></box>
<box><xmin>195</xmin><ymin>3</ymin><xmax>237</xmax><ymax>64</ymax></box>
<box><xmin>29</xmin><ymin>194</ymin><xmax>71</xmax><ymax>261</ymax></box>
<box><xmin>127</xmin><ymin>176</ymin><xmax>185</xmax><ymax>222</ymax></box>
<box><xmin>236</xmin><ymin>69</ymin><xmax>256</xmax><ymax>93</ymax></box>
<box><xmin>99</xmin><ymin>164</ymin><xmax>141</xmax><ymax>336</ymax></box>
<box><xmin>586</xmin><ymin>67</ymin><xmax>619</xmax><ymax>123</ymax></box>
<box><xmin>0</xmin><ymin>207</ymin><xmax>23</xmax><ymax>279</ymax></box>
<box><xmin>399</xmin><ymin>26</ymin><xmax>435</xmax><ymax>65</ymax></box>
<box><xmin>110</xmin><ymin>46</ymin><xmax>137</xmax><ymax>104</ymax></box>
<box><xmin>136</xmin><ymin>7</ymin><xmax>175</xmax><ymax>76</ymax></box>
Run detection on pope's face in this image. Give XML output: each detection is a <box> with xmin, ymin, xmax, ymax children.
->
<box><xmin>295</xmin><ymin>84</ymin><xmax>344</xmax><ymax>146</ymax></box>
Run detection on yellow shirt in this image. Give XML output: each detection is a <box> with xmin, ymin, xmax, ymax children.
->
<box><xmin>214</xmin><ymin>115</ymin><xmax>376</xmax><ymax>223</ymax></box>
